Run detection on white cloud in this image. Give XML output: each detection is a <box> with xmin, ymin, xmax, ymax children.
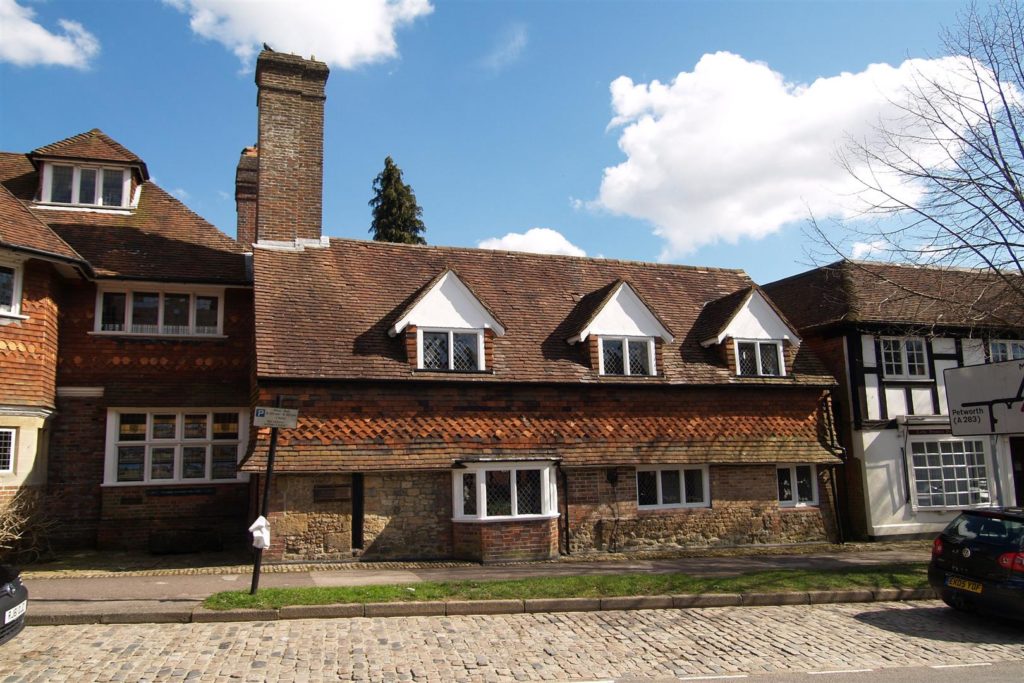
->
<box><xmin>481</xmin><ymin>22</ymin><xmax>527</xmax><ymax>73</ymax></box>
<box><xmin>850</xmin><ymin>240</ymin><xmax>889</xmax><ymax>260</ymax></box>
<box><xmin>478</xmin><ymin>228</ymin><xmax>586</xmax><ymax>257</ymax></box>
<box><xmin>0</xmin><ymin>0</ymin><xmax>99</xmax><ymax>69</ymax></box>
<box><xmin>164</xmin><ymin>0</ymin><xmax>432</xmax><ymax>69</ymax></box>
<box><xmin>597</xmin><ymin>52</ymin><xmax>993</xmax><ymax>259</ymax></box>
<box><xmin>170</xmin><ymin>188</ymin><xmax>191</xmax><ymax>200</ymax></box>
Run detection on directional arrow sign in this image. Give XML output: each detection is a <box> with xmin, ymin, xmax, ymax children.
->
<box><xmin>944</xmin><ymin>359</ymin><xmax>1024</xmax><ymax>436</ymax></box>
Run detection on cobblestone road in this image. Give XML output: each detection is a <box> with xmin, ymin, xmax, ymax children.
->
<box><xmin>2</xmin><ymin>601</ymin><xmax>1022</xmax><ymax>682</ymax></box>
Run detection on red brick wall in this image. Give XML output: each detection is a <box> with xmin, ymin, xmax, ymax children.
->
<box><xmin>453</xmin><ymin>517</ymin><xmax>558</xmax><ymax>563</ymax></box>
<box><xmin>235</xmin><ymin>147</ymin><xmax>258</xmax><ymax>247</ymax></box>
<box><xmin>98</xmin><ymin>483</ymin><xmax>249</xmax><ymax>551</ymax></box>
<box><xmin>44</xmin><ymin>284</ymin><xmax>254</xmax><ymax>549</ymax></box>
<box><xmin>1</xmin><ymin>260</ymin><xmax>60</xmax><ymax>408</ymax></box>
<box><xmin>56</xmin><ymin>285</ymin><xmax>252</xmax><ymax>403</ymax></box>
<box><xmin>254</xmin><ymin>51</ymin><xmax>328</xmax><ymax>243</ymax></box>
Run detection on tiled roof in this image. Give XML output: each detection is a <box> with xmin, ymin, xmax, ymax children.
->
<box><xmin>30</xmin><ymin>129</ymin><xmax>149</xmax><ymax>179</ymax></box>
<box><xmin>0</xmin><ymin>150</ymin><xmax>247</xmax><ymax>284</ymax></box>
<box><xmin>241</xmin><ymin>386</ymin><xmax>840</xmax><ymax>472</ymax></box>
<box><xmin>0</xmin><ymin>184</ymin><xmax>82</xmax><ymax>262</ymax></box>
<box><xmin>253</xmin><ymin>238</ymin><xmax>834</xmax><ymax>384</ymax></box>
<box><xmin>764</xmin><ymin>260</ymin><xmax>1024</xmax><ymax>333</ymax></box>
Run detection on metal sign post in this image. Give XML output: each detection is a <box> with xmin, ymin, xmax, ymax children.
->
<box><xmin>249</xmin><ymin>399</ymin><xmax>298</xmax><ymax>595</ymax></box>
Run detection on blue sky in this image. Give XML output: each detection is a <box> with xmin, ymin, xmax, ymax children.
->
<box><xmin>0</xmin><ymin>0</ymin><xmax>969</xmax><ymax>283</ymax></box>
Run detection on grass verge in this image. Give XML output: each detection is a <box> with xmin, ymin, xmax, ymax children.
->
<box><xmin>204</xmin><ymin>563</ymin><xmax>929</xmax><ymax>610</ymax></box>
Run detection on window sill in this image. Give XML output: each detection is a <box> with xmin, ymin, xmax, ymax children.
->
<box><xmin>452</xmin><ymin>512</ymin><xmax>560</xmax><ymax>524</ymax></box>
<box><xmin>778</xmin><ymin>502</ymin><xmax>819</xmax><ymax>509</ymax></box>
<box><xmin>0</xmin><ymin>312</ymin><xmax>28</xmax><ymax>322</ymax></box>
<box><xmin>33</xmin><ymin>202</ymin><xmax>133</xmax><ymax>214</ymax></box>
<box><xmin>89</xmin><ymin>331</ymin><xmax>228</xmax><ymax>340</ymax></box>
<box><xmin>638</xmin><ymin>503</ymin><xmax>711</xmax><ymax>512</ymax></box>
<box><xmin>414</xmin><ymin>368</ymin><xmax>493</xmax><ymax>375</ymax></box>
<box><xmin>880</xmin><ymin>377</ymin><xmax>933</xmax><ymax>383</ymax></box>
<box><xmin>101</xmin><ymin>478</ymin><xmax>247</xmax><ymax>487</ymax></box>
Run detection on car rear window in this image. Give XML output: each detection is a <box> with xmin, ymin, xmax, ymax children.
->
<box><xmin>944</xmin><ymin>513</ymin><xmax>1024</xmax><ymax>547</ymax></box>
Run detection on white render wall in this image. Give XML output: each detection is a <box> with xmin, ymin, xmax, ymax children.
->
<box><xmin>854</xmin><ymin>333</ymin><xmax>1020</xmax><ymax>537</ymax></box>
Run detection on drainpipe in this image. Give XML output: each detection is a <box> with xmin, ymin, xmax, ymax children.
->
<box><xmin>559</xmin><ymin>466</ymin><xmax>571</xmax><ymax>556</ymax></box>
<box><xmin>824</xmin><ymin>389</ymin><xmax>847</xmax><ymax>544</ymax></box>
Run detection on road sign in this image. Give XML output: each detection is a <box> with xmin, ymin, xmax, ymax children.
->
<box><xmin>253</xmin><ymin>406</ymin><xmax>298</xmax><ymax>429</ymax></box>
<box><xmin>944</xmin><ymin>359</ymin><xmax>1024</xmax><ymax>436</ymax></box>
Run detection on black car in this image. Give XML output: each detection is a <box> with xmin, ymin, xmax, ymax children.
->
<box><xmin>928</xmin><ymin>507</ymin><xmax>1024</xmax><ymax>619</ymax></box>
<box><xmin>0</xmin><ymin>565</ymin><xmax>28</xmax><ymax>646</ymax></box>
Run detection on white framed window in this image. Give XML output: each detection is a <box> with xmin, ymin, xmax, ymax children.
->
<box><xmin>636</xmin><ymin>466</ymin><xmax>709</xmax><ymax>509</ymax></box>
<box><xmin>94</xmin><ymin>285</ymin><xmax>224</xmax><ymax>337</ymax></box>
<box><xmin>599</xmin><ymin>336</ymin><xmax>655</xmax><ymax>376</ymax></box>
<box><xmin>990</xmin><ymin>340</ymin><xmax>1024</xmax><ymax>363</ymax></box>
<box><xmin>41</xmin><ymin>163</ymin><xmax>130</xmax><ymax>208</ymax></box>
<box><xmin>880</xmin><ymin>337</ymin><xmax>928</xmax><ymax>379</ymax></box>
<box><xmin>909</xmin><ymin>438</ymin><xmax>990</xmax><ymax>509</ymax></box>
<box><xmin>0</xmin><ymin>428</ymin><xmax>15</xmax><ymax>473</ymax></box>
<box><xmin>0</xmin><ymin>258</ymin><xmax>24</xmax><ymax>317</ymax></box>
<box><xmin>104</xmin><ymin>409</ymin><xmax>248</xmax><ymax>485</ymax></box>
<box><xmin>452</xmin><ymin>462</ymin><xmax>558</xmax><ymax>521</ymax></box>
<box><xmin>735</xmin><ymin>340</ymin><xmax>784</xmax><ymax>377</ymax></box>
<box><xmin>418</xmin><ymin>328</ymin><xmax>484</xmax><ymax>371</ymax></box>
<box><xmin>777</xmin><ymin>464</ymin><xmax>818</xmax><ymax>507</ymax></box>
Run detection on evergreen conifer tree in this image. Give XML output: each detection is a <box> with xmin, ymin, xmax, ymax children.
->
<box><xmin>368</xmin><ymin>156</ymin><xmax>426</xmax><ymax>244</ymax></box>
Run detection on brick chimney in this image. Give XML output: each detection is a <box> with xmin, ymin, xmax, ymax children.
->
<box><xmin>254</xmin><ymin>49</ymin><xmax>329</xmax><ymax>244</ymax></box>
<box><xmin>235</xmin><ymin>145</ymin><xmax>258</xmax><ymax>246</ymax></box>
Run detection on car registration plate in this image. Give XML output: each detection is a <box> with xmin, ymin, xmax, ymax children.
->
<box><xmin>945</xmin><ymin>576</ymin><xmax>983</xmax><ymax>594</ymax></box>
<box><xmin>4</xmin><ymin>600</ymin><xmax>26</xmax><ymax>624</ymax></box>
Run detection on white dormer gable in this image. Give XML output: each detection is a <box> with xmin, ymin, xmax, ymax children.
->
<box><xmin>569</xmin><ymin>282</ymin><xmax>673</xmax><ymax>344</ymax></box>
<box><xmin>389</xmin><ymin>270</ymin><xmax>505</xmax><ymax>337</ymax></box>
<box><xmin>701</xmin><ymin>289</ymin><xmax>798</xmax><ymax>347</ymax></box>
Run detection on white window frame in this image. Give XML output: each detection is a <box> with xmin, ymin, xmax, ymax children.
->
<box><xmin>452</xmin><ymin>462</ymin><xmax>559</xmax><ymax>521</ymax></box>
<box><xmin>907</xmin><ymin>436</ymin><xmax>992</xmax><ymax>510</ymax></box>
<box><xmin>41</xmin><ymin>163</ymin><xmax>131</xmax><ymax>208</ymax></box>
<box><xmin>93</xmin><ymin>284</ymin><xmax>225</xmax><ymax>338</ymax></box>
<box><xmin>0</xmin><ymin>428</ymin><xmax>15</xmax><ymax>473</ymax></box>
<box><xmin>734</xmin><ymin>339</ymin><xmax>785</xmax><ymax>377</ymax></box>
<box><xmin>880</xmin><ymin>337</ymin><xmax>929</xmax><ymax>379</ymax></box>
<box><xmin>103</xmin><ymin>408</ymin><xmax>249</xmax><ymax>486</ymax></box>
<box><xmin>417</xmin><ymin>327</ymin><xmax>485</xmax><ymax>371</ymax></box>
<box><xmin>990</xmin><ymin>339</ymin><xmax>1024</xmax><ymax>363</ymax></box>
<box><xmin>0</xmin><ymin>256</ymin><xmax>25</xmax><ymax>318</ymax></box>
<box><xmin>636</xmin><ymin>465</ymin><xmax>710</xmax><ymax>509</ymax></box>
<box><xmin>777</xmin><ymin>464</ymin><xmax>819</xmax><ymax>507</ymax></box>
<box><xmin>598</xmin><ymin>336</ymin><xmax>656</xmax><ymax>376</ymax></box>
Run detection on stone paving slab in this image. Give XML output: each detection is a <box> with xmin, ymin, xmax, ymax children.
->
<box><xmin>2</xmin><ymin>601</ymin><xmax>1021</xmax><ymax>683</ymax></box>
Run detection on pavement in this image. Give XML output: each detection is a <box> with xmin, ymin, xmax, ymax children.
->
<box><xmin>19</xmin><ymin>544</ymin><xmax>936</xmax><ymax>625</ymax></box>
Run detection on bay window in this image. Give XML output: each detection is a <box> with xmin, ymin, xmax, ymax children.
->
<box><xmin>104</xmin><ymin>409</ymin><xmax>247</xmax><ymax>485</ymax></box>
<box><xmin>0</xmin><ymin>260</ymin><xmax>23</xmax><ymax>316</ymax></box>
<box><xmin>0</xmin><ymin>428</ymin><xmax>14</xmax><ymax>473</ymax></box>
<box><xmin>452</xmin><ymin>463</ymin><xmax>558</xmax><ymax>520</ymax></box>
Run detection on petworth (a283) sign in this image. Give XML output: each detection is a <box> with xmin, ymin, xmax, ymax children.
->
<box><xmin>944</xmin><ymin>359</ymin><xmax>1024</xmax><ymax>436</ymax></box>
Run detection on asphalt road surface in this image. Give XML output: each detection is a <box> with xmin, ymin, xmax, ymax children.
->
<box><xmin>1</xmin><ymin>600</ymin><xmax>1022</xmax><ymax>682</ymax></box>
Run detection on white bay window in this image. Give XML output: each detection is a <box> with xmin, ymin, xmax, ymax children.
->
<box><xmin>909</xmin><ymin>438</ymin><xmax>990</xmax><ymax>509</ymax></box>
<box><xmin>452</xmin><ymin>462</ymin><xmax>558</xmax><ymax>520</ymax></box>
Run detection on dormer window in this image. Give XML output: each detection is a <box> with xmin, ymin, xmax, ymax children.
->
<box><xmin>419</xmin><ymin>328</ymin><xmax>484</xmax><ymax>371</ymax></box>
<box><xmin>41</xmin><ymin>163</ymin><xmax>130</xmax><ymax>208</ymax></box>
<box><xmin>736</xmin><ymin>340</ymin><xmax>783</xmax><ymax>377</ymax></box>
<box><xmin>599</xmin><ymin>336</ymin><xmax>655</xmax><ymax>376</ymax></box>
